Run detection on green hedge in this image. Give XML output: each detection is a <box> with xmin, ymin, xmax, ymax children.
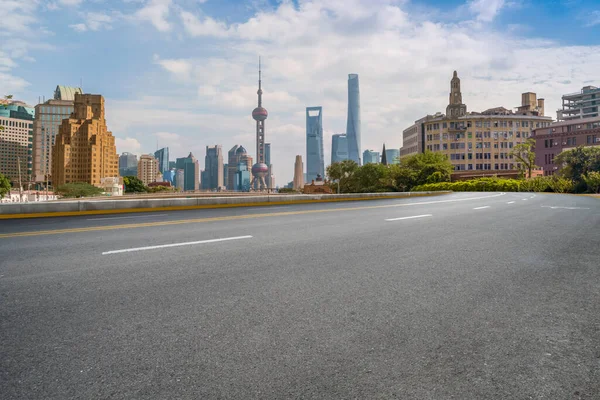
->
<box><xmin>412</xmin><ymin>176</ymin><xmax>574</xmax><ymax>193</ymax></box>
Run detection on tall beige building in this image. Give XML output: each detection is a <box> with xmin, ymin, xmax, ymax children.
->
<box><xmin>33</xmin><ymin>85</ymin><xmax>83</xmax><ymax>184</ymax></box>
<box><xmin>293</xmin><ymin>155</ymin><xmax>304</xmax><ymax>189</ymax></box>
<box><xmin>52</xmin><ymin>94</ymin><xmax>119</xmax><ymax>187</ymax></box>
<box><xmin>402</xmin><ymin>71</ymin><xmax>552</xmax><ymax>178</ymax></box>
<box><xmin>137</xmin><ymin>154</ymin><xmax>159</xmax><ymax>185</ymax></box>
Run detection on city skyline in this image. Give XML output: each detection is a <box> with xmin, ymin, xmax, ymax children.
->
<box><xmin>3</xmin><ymin>0</ymin><xmax>600</xmax><ymax>184</ymax></box>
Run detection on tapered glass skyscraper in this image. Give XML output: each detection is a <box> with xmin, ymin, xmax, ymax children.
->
<box><xmin>306</xmin><ymin>106</ymin><xmax>324</xmax><ymax>182</ymax></box>
<box><xmin>346</xmin><ymin>74</ymin><xmax>361</xmax><ymax>165</ymax></box>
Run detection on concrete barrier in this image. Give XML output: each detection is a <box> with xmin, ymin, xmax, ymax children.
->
<box><xmin>0</xmin><ymin>192</ymin><xmax>451</xmax><ymax>219</ymax></box>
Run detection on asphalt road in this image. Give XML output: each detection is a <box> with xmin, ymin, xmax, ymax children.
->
<box><xmin>1</xmin><ymin>192</ymin><xmax>599</xmax><ymax>399</ymax></box>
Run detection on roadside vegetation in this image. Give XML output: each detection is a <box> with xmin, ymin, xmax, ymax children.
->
<box><xmin>325</xmin><ymin>147</ymin><xmax>600</xmax><ymax>194</ymax></box>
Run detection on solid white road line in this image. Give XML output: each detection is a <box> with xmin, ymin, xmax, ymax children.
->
<box><xmin>507</xmin><ymin>201</ymin><xmax>515</xmax><ymax>204</ymax></box>
<box><xmin>102</xmin><ymin>235</ymin><xmax>253</xmax><ymax>255</ymax></box>
<box><xmin>385</xmin><ymin>214</ymin><xmax>432</xmax><ymax>222</ymax></box>
<box><xmin>87</xmin><ymin>214</ymin><xmax>169</xmax><ymax>221</ymax></box>
<box><xmin>473</xmin><ymin>206</ymin><xmax>490</xmax><ymax>210</ymax></box>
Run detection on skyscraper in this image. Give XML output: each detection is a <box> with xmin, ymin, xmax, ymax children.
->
<box><xmin>385</xmin><ymin>148</ymin><xmax>400</xmax><ymax>165</ymax></box>
<box><xmin>306</xmin><ymin>106</ymin><xmax>324</xmax><ymax>182</ymax></box>
<box><xmin>51</xmin><ymin>94</ymin><xmax>118</xmax><ymax>187</ymax></box>
<box><xmin>175</xmin><ymin>153</ymin><xmax>199</xmax><ymax>191</ymax></box>
<box><xmin>204</xmin><ymin>145</ymin><xmax>224</xmax><ymax>190</ymax></box>
<box><xmin>251</xmin><ymin>57</ymin><xmax>269</xmax><ymax>191</ymax></box>
<box><xmin>0</xmin><ymin>100</ymin><xmax>34</xmax><ymax>185</ymax></box>
<box><xmin>119</xmin><ymin>152</ymin><xmax>138</xmax><ymax>174</ymax></box>
<box><xmin>227</xmin><ymin>145</ymin><xmax>240</xmax><ymax>190</ymax></box>
<box><xmin>293</xmin><ymin>155</ymin><xmax>304</xmax><ymax>190</ymax></box>
<box><xmin>33</xmin><ymin>86</ymin><xmax>82</xmax><ymax>185</ymax></box>
<box><xmin>154</xmin><ymin>147</ymin><xmax>169</xmax><ymax>175</ymax></box>
<box><xmin>331</xmin><ymin>134</ymin><xmax>348</xmax><ymax>164</ymax></box>
<box><xmin>346</xmin><ymin>74</ymin><xmax>361</xmax><ymax>165</ymax></box>
<box><xmin>363</xmin><ymin>150</ymin><xmax>380</xmax><ymax>164</ymax></box>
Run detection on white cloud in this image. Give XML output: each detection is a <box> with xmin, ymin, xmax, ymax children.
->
<box><xmin>155</xmin><ymin>132</ymin><xmax>181</xmax><ymax>140</ymax></box>
<box><xmin>153</xmin><ymin>55</ymin><xmax>192</xmax><ymax>80</ymax></box>
<box><xmin>58</xmin><ymin>0</ymin><xmax>83</xmax><ymax>5</ymax></box>
<box><xmin>115</xmin><ymin>137</ymin><xmax>142</xmax><ymax>154</ymax></box>
<box><xmin>69</xmin><ymin>12</ymin><xmax>114</xmax><ymax>32</ymax></box>
<box><xmin>180</xmin><ymin>10</ymin><xmax>230</xmax><ymax>38</ymax></box>
<box><xmin>134</xmin><ymin>0</ymin><xmax>172</xmax><ymax>32</ymax></box>
<box><xmin>69</xmin><ymin>23</ymin><xmax>87</xmax><ymax>32</ymax></box>
<box><xmin>586</xmin><ymin>10</ymin><xmax>600</xmax><ymax>27</ymax></box>
<box><xmin>468</xmin><ymin>0</ymin><xmax>506</xmax><ymax>22</ymax></box>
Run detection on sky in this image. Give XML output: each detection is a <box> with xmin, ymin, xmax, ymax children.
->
<box><xmin>2</xmin><ymin>0</ymin><xmax>600</xmax><ymax>184</ymax></box>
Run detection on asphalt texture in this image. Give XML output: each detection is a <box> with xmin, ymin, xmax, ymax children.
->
<box><xmin>1</xmin><ymin>192</ymin><xmax>599</xmax><ymax>399</ymax></box>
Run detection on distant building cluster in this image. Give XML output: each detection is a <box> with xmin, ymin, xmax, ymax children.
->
<box><xmin>2</xmin><ymin>67</ymin><xmax>599</xmax><ymax>196</ymax></box>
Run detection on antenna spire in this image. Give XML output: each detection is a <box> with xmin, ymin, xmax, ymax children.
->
<box><xmin>257</xmin><ymin>56</ymin><xmax>263</xmax><ymax>107</ymax></box>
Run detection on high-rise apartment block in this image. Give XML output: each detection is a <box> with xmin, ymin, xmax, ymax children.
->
<box><xmin>414</xmin><ymin>71</ymin><xmax>552</xmax><ymax>177</ymax></box>
<box><xmin>234</xmin><ymin>162</ymin><xmax>251</xmax><ymax>191</ymax></box>
<box><xmin>204</xmin><ymin>145</ymin><xmax>224</xmax><ymax>190</ymax></box>
<box><xmin>363</xmin><ymin>150</ymin><xmax>380</xmax><ymax>164</ymax></box>
<box><xmin>154</xmin><ymin>147</ymin><xmax>169</xmax><ymax>175</ymax></box>
<box><xmin>119</xmin><ymin>152</ymin><xmax>138</xmax><ymax>177</ymax></box>
<box><xmin>0</xmin><ymin>101</ymin><xmax>35</xmax><ymax>184</ymax></box>
<box><xmin>533</xmin><ymin>116</ymin><xmax>600</xmax><ymax>175</ymax></box>
<box><xmin>346</xmin><ymin>74</ymin><xmax>362</xmax><ymax>165</ymax></box>
<box><xmin>137</xmin><ymin>154</ymin><xmax>159</xmax><ymax>185</ymax></box>
<box><xmin>293</xmin><ymin>155</ymin><xmax>304</xmax><ymax>190</ymax></box>
<box><xmin>33</xmin><ymin>86</ymin><xmax>82</xmax><ymax>184</ymax></box>
<box><xmin>306</xmin><ymin>106</ymin><xmax>324</xmax><ymax>182</ymax></box>
<box><xmin>331</xmin><ymin>134</ymin><xmax>348</xmax><ymax>164</ymax></box>
<box><xmin>51</xmin><ymin>94</ymin><xmax>119</xmax><ymax>187</ymax></box>
<box><xmin>557</xmin><ymin>85</ymin><xmax>599</xmax><ymax>121</ymax></box>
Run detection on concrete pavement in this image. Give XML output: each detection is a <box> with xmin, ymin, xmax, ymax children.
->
<box><xmin>1</xmin><ymin>192</ymin><xmax>599</xmax><ymax>399</ymax></box>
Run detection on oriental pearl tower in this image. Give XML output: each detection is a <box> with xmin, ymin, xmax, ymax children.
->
<box><xmin>251</xmin><ymin>57</ymin><xmax>269</xmax><ymax>191</ymax></box>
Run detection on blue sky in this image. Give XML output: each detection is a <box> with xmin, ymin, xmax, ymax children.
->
<box><xmin>2</xmin><ymin>0</ymin><xmax>599</xmax><ymax>184</ymax></box>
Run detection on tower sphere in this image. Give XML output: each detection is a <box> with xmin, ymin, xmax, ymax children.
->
<box><xmin>252</xmin><ymin>107</ymin><xmax>268</xmax><ymax>121</ymax></box>
<box><xmin>252</xmin><ymin>162</ymin><xmax>269</xmax><ymax>177</ymax></box>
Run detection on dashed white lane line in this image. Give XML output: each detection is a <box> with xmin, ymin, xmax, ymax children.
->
<box><xmin>102</xmin><ymin>235</ymin><xmax>253</xmax><ymax>255</ymax></box>
<box><xmin>541</xmin><ymin>206</ymin><xmax>590</xmax><ymax>210</ymax></box>
<box><xmin>385</xmin><ymin>214</ymin><xmax>433</xmax><ymax>222</ymax></box>
<box><xmin>522</xmin><ymin>198</ymin><xmax>528</xmax><ymax>201</ymax></box>
<box><xmin>507</xmin><ymin>201</ymin><xmax>515</xmax><ymax>204</ymax></box>
<box><xmin>473</xmin><ymin>206</ymin><xmax>490</xmax><ymax>210</ymax></box>
<box><xmin>87</xmin><ymin>214</ymin><xmax>169</xmax><ymax>221</ymax></box>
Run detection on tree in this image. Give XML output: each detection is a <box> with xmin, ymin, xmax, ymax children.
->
<box><xmin>400</xmin><ymin>151</ymin><xmax>453</xmax><ymax>186</ymax></box>
<box><xmin>583</xmin><ymin>171</ymin><xmax>600</xmax><ymax>193</ymax></box>
<box><xmin>326</xmin><ymin>160</ymin><xmax>358</xmax><ymax>193</ymax></box>
<box><xmin>56</xmin><ymin>182</ymin><xmax>104</xmax><ymax>198</ymax></box>
<box><xmin>348</xmin><ymin>163</ymin><xmax>390</xmax><ymax>193</ymax></box>
<box><xmin>554</xmin><ymin>146</ymin><xmax>600</xmax><ymax>183</ymax></box>
<box><xmin>0</xmin><ymin>172</ymin><xmax>10</xmax><ymax>199</ymax></box>
<box><xmin>511</xmin><ymin>138</ymin><xmax>537</xmax><ymax>179</ymax></box>
<box><xmin>123</xmin><ymin>176</ymin><xmax>147</xmax><ymax>193</ymax></box>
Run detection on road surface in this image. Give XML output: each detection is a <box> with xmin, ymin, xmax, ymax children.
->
<box><xmin>1</xmin><ymin>192</ymin><xmax>599</xmax><ymax>399</ymax></box>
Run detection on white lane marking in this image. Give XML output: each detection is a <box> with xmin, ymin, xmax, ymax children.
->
<box><xmin>102</xmin><ymin>235</ymin><xmax>252</xmax><ymax>255</ymax></box>
<box><xmin>473</xmin><ymin>206</ymin><xmax>490</xmax><ymax>210</ymax></box>
<box><xmin>507</xmin><ymin>201</ymin><xmax>515</xmax><ymax>204</ymax></box>
<box><xmin>87</xmin><ymin>214</ymin><xmax>169</xmax><ymax>221</ymax></box>
<box><xmin>541</xmin><ymin>206</ymin><xmax>590</xmax><ymax>210</ymax></box>
<box><xmin>385</xmin><ymin>214</ymin><xmax>432</xmax><ymax>222</ymax></box>
<box><xmin>522</xmin><ymin>198</ymin><xmax>528</xmax><ymax>201</ymax></box>
<box><xmin>389</xmin><ymin>192</ymin><xmax>506</xmax><ymax>207</ymax></box>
